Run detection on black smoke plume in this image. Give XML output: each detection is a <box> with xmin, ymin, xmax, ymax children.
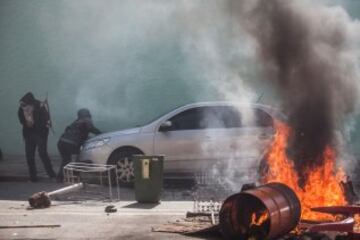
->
<box><xmin>227</xmin><ymin>0</ymin><xmax>359</xmax><ymax>183</ymax></box>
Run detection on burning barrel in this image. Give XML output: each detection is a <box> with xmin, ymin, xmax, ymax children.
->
<box><xmin>219</xmin><ymin>182</ymin><xmax>301</xmax><ymax>240</ymax></box>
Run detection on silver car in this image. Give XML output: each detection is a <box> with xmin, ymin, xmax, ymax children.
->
<box><xmin>79</xmin><ymin>102</ymin><xmax>278</xmax><ymax>184</ymax></box>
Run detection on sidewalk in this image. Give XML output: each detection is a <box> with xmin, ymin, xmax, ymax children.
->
<box><xmin>0</xmin><ymin>154</ymin><xmax>61</xmax><ymax>182</ymax></box>
<box><xmin>0</xmin><ymin>182</ymin><xmax>197</xmax><ymax>239</ymax></box>
<box><xmin>0</xmin><ymin>199</ymin><xmax>196</xmax><ymax>240</ymax></box>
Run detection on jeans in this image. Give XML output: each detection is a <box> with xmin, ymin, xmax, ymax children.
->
<box><xmin>57</xmin><ymin>140</ymin><xmax>79</xmax><ymax>181</ymax></box>
<box><xmin>24</xmin><ymin>133</ymin><xmax>56</xmax><ymax>181</ymax></box>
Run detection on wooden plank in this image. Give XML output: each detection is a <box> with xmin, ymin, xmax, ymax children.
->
<box><xmin>0</xmin><ymin>224</ymin><xmax>61</xmax><ymax>229</ymax></box>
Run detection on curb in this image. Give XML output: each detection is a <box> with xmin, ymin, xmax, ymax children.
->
<box><xmin>0</xmin><ymin>176</ymin><xmax>51</xmax><ymax>182</ymax></box>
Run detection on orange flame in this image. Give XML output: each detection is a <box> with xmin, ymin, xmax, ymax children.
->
<box><xmin>250</xmin><ymin>211</ymin><xmax>269</xmax><ymax>226</ymax></box>
<box><xmin>263</xmin><ymin>121</ymin><xmax>347</xmax><ymax>221</ymax></box>
<box><xmin>355</xmin><ymin>215</ymin><xmax>360</xmax><ymax>232</ymax></box>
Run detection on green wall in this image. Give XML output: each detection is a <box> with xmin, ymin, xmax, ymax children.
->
<box><xmin>0</xmin><ymin>0</ymin><xmax>359</xmax><ymax>155</ymax></box>
<box><xmin>0</xmin><ymin>1</ymin><xmax>218</xmax><ymax>154</ymax></box>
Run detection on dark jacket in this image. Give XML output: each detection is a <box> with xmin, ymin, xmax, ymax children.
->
<box><xmin>59</xmin><ymin>118</ymin><xmax>101</xmax><ymax>148</ymax></box>
<box><xmin>18</xmin><ymin>92</ymin><xmax>50</xmax><ymax>137</ymax></box>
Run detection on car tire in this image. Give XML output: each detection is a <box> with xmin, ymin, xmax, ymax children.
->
<box><xmin>108</xmin><ymin>147</ymin><xmax>143</xmax><ymax>187</ymax></box>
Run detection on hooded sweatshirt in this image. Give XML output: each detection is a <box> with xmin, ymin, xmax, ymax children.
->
<box><xmin>18</xmin><ymin>92</ymin><xmax>49</xmax><ymax>137</ymax></box>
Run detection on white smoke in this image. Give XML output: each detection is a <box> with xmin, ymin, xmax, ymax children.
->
<box><xmin>37</xmin><ymin>0</ymin><xmax>187</xmax><ymax>129</ymax></box>
<box><xmin>175</xmin><ymin>1</ymin><xmax>265</xmax><ymax>192</ymax></box>
<box><xmin>178</xmin><ymin>0</ymin><xmax>360</xmax><ymax>191</ymax></box>
<box><xmin>37</xmin><ymin>0</ymin><xmax>360</xmax><ymax>188</ymax></box>
<box><xmin>177</xmin><ymin>1</ymin><xmax>257</xmax><ymax>103</ymax></box>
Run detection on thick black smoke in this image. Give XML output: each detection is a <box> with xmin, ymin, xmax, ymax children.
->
<box><xmin>227</xmin><ymin>0</ymin><xmax>359</xmax><ymax>182</ymax></box>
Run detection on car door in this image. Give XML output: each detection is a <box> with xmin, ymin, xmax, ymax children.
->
<box><xmin>202</xmin><ymin>106</ymin><xmax>274</xmax><ymax>169</ymax></box>
<box><xmin>153</xmin><ymin>107</ymin><xmax>213</xmax><ymax>172</ymax></box>
<box><xmin>196</xmin><ymin>105</ymin><xmax>248</xmax><ymax>164</ymax></box>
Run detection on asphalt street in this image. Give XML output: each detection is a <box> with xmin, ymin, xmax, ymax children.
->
<box><xmin>0</xmin><ymin>154</ymin><xmax>241</xmax><ymax>240</ymax></box>
<box><xmin>0</xmin><ymin>155</ymin><xmax>220</xmax><ymax>240</ymax></box>
<box><xmin>0</xmin><ymin>181</ymin><xmax>220</xmax><ymax>240</ymax></box>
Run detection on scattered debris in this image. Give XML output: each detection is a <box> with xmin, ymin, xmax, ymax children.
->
<box><xmin>302</xmin><ymin>206</ymin><xmax>360</xmax><ymax>239</ymax></box>
<box><xmin>105</xmin><ymin>205</ymin><xmax>117</xmax><ymax>213</ymax></box>
<box><xmin>28</xmin><ymin>183</ymin><xmax>83</xmax><ymax>208</ymax></box>
<box><xmin>28</xmin><ymin>191</ymin><xmax>51</xmax><ymax>209</ymax></box>
<box><xmin>341</xmin><ymin>177</ymin><xmax>359</xmax><ymax>204</ymax></box>
<box><xmin>193</xmin><ymin>200</ymin><xmax>222</xmax><ymax>214</ymax></box>
<box><xmin>0</xmin><ymin>224</ymin><xmax>61</xmax><ymax>229</ymax></box>
<box><xmin>154</xmin><ymin>191</ymin><xmax>221</xmax><ymax>235</ymax></box>
<box><xmin>186</xmin><ymin>211</ymin><xmax>218</xmax><ymax>218</ymax></box>
<box><xmin>152</xmin><ymin>216</ymin><xmax>219</xmax><ymax>235</ymax></box>
<box><xmin>153</xmin><ymin>180</ymin><xmax>360</xmax><ymax>239</ymax></box>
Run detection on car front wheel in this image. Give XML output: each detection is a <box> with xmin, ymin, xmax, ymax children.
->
<box><xmin>108</xmin><ymin>148</ymin><xmax>143</xmax><ymax>186</ymax></box>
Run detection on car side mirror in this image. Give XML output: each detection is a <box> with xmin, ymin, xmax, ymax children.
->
<box><xmin>159</xmin><ymin>121</ymin><xmax>172</xmax><ymax>132</ymax></box>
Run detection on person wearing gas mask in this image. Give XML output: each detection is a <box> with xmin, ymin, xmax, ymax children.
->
<box><xmin>18</xmin><ymin>92</ymin><xmax>56</xmax><ymax>182</ymax></box>
<box><xmin>57</xmin><ymin>108</ymin><xmax>101</xmax><ymax>182</ymax></box>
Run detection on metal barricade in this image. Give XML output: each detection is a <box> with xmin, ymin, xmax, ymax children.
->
<box><xmin>63</xmin><ymin>162</ymin><xmax>120</xmax><ymax>201</ymax></box>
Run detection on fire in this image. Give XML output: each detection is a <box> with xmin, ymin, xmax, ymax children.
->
<box><xmin>355</xmin><ymin>215</ymin><xmax>360</xmax><ymax>232</ymax></box>
<box><xmin>262</xmin><ymin>121</ymin><xmax>347</xmax><ymax>221</ymax></box>
<box><xmin>250</xmin><ymin>211</ymin><xmax>269</xmax><ymax>226</ymax></box>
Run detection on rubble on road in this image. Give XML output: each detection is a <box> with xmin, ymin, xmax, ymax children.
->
<box><xmin>153</xmin><ymin>182</ymin><xmax>360</xmax><ymax>240</ymax></box>
<box><xmin>105</xmin><ymin>205</ymin><xmax>117</xmax><ymax>213</ymax></box>
<box><xmin>28</xmin><ymin>183</ymin><xmax>83</xmax><ymax>209</ymax></box>
<box><xmin>152</xmin><ymin>216</ymin><xmax>219</xmax><ymax>236</ymax></box>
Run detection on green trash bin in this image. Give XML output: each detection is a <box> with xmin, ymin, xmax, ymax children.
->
<box><xmin>133</xmin><ymin>155</ymin><xmax>164</xmax><ymax>203</ymax></box>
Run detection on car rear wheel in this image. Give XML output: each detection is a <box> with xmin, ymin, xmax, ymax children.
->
<box><xmin>108</xmin><ymin>148</ymin><xmax>143</xmax><ymax>187</ymax></box>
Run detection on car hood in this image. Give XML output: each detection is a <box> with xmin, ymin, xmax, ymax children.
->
<box><xmin>86</xmin><ymin>127</ymin><xmax>141</xmax><ymax>142</ymax></box>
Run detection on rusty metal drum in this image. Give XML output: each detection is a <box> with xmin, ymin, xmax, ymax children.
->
<box><xmin>219</xmin><ymin>182</ymin><xmax>301</xmax><ymax>240</ymax></box>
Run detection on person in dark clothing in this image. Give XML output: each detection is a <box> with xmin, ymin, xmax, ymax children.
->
<box><xmin>57</xmin><ymin>108</ymin><xmax>101</xmax><ymax>182</ymax></box>
<box><xmin>18</xmin><ymin>92</ymin><xmax>56</xmax><ymax>182</ymax></box>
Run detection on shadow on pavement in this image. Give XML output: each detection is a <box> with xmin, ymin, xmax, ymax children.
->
<box><xmin>122</xmin><ymin>202</ymin><xmax>160</xmax><ymax>209</ymax></box>
<box><xmin>0</xmin><ymin>181</ymin><xmax>196</xmax><ymax>202</ymax></box>
<box><xmin>0</xmin><ymin>181</ymin><xmax>65</xmax><ymax>201</ymax></box>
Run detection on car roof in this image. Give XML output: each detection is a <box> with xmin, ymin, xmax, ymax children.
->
<box><xmin>142</xmin><ymin>101</ymin><xmax>285</xmax><ymax>129</ymax></box>
<box><xmin>175</xmin><ymin>101</ymin><xmax>285</xmax><ymax>120</ymax></box>
<box><xmin>179</xmin><ymin>101</ymin><xmax>275</xmax><ymax>111</ymax></box>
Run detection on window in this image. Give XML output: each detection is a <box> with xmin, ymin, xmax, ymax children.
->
<box><xmin>255</xmin><ymin>109</ymin><xmax>274</xmax><ymax>127</ymax></box>
<box><xmin>168</xmin><ymin>108</ymin><xmax>202</xmax><ymax>130</ymax></box>
<box><xmin>200</xmin><ymin>106</ymin><xmax>242</xmax><ymax>129</ymax></box>
<box><xmin>163</xmin><ymin>105</ymin><xmax>273</xmax><ymax>131</ymax></box>
<box><xmin>166</xmin><ymin>106</ymin><xmax>242</xmax><ymax>131</ymax></box>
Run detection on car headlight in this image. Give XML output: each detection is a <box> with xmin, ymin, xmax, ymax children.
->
<box><xmin>83</xmin><ymin>137</ymin><xmax>111</xmax><ymax>151</ymax></box>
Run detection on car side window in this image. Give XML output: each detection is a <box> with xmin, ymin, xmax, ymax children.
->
<box><xmin>199</xmin><ymin>107</ymin><xmax>224</xmax><ymax>129</ymax></box>
<box><xmin>167</xmin><ymin>108</ymin><xmax>202</xmax><ymax>131</ymax></box>
<box><xmin>221</xmin><ymin>107</ymin><xmax>242</xmax><ymax>128</ymax></box>
<box><xmin>255</xmin><ymin>109</ymin><xmax>274</xmax><ymax>127</ymax></box>
<box><xmin>165</xmin><ymin>106</ymin><xmax>242</xmax><ymax>131</ymax></box>
<box><xmin>200</xmin><ymin>106</ymin><xmax>242</xmax><ymax>129</ymax></box>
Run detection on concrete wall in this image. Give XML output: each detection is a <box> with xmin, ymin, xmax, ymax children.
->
<box><xmin>0</xmin><ymin>1</ymin><xmax>218</xmax><ymax>154</ymax></box>
<box><xmin>0</xmin><ymin>0</ymin><xmax>359</xmax><ymax>156</ymax></box>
